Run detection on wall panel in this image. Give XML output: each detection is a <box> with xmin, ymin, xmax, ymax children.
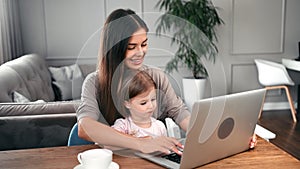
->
<box><xmin>231</xmin><ymin>0</ymin><xmax>285</xmax><ymax>54</ymax></box>
<box><xmin>44</xmin><ymin>0</ymin><xmax>104</xmax><ymax>60</ymax></box>
<box><xmin>231</xmin><ymin>64</ymin><xmax>260</xmax><ymax>93</ymax></box>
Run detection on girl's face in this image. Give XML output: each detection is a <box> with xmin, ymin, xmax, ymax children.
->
<box><xmin>124</xmin><ymin>28</ymin><xmax>148</xmax><ymax>70</ymax></box>
<box><xmin>124</xmin><ymin>87</ymin><xmax>156</xmax><ymax>122</ymax></box>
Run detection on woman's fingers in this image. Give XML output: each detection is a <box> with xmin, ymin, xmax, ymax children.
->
<box><xmin>169</xmin><ymin>138</ymin><xmax>183</xmax><ymax>155</ymax></box>
<box><xmin>156</xmin><ymin>136</ymin><xmax>183</xmax><ymax>155</ymax></box>
<box><xmin>170</xmin><ymin>146</ymin><xmax>183</xmax><ymax>155</ymax></box>
<box><xmin>249</xmin><ymin>134</ymin><xmax>257</xmax><ymax>149</ymax></box>
<box><xmin>138</xmin><ymin>136</ymin><xmax>184</xmax><ymax>155</ymax></box>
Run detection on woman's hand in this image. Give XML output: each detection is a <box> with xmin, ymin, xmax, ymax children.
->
<box><xmin>137</xmin><ymin>136</ymin><xmax>184</xmax><ymax>155</ymax></box>
<box><xmin>249</xmin><ymin>134</ymin><xmax>257</xmax><ymax>149</ymax></box>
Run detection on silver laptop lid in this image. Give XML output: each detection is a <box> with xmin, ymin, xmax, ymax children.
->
<box><xmin>180</xmin><ymin>88</ymin><xmax>266</xmax><ymax>168</ymax></box>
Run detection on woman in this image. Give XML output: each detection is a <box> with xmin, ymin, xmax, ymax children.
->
<box><xmin>76</xmin><ymin>8</ymin><xmax>190</xmax><ymax>155</ymax></box>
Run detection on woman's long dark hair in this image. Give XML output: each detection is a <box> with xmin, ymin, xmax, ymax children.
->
<box><xmin>97</xmin><ymin>9</ymin><xmax>149</xmax><ymax>125</ymax></box>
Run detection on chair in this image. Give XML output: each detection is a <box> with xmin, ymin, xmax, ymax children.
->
<box><xmin>67</xmin><ymin>123</ymin><xmax>94</xmax><ymax>146</ymax></box>
<box><xmin>254</xmin><ymin>59</ymin><xmax>297</xmax><ymax>122</ymax></box>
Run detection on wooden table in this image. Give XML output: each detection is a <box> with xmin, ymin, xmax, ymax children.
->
<box><xmin>0</xmin><ymin>137</ymin><xmax>299</xmax><ymax>169</ymax></box>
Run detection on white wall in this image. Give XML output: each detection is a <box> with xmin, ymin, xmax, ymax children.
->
<box><xmin>18</xmin><ymin>0</ymin><xmax>300</xmax><ymax>104</ymax></box>
<box><xmin>213</xmin><ymin>0</ymin><xmax>300</xmax><ymax>104</ymax></box>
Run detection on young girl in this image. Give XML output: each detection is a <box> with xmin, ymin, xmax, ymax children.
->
<box><xmin>112</xmin><ymin>71</ymin><xmax>167</xmax><ymax>138</ymax></box>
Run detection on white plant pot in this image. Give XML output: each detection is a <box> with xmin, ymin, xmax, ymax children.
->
<box><xmin>182</xmin><ymin>78</ymin><xmax>207</xmax><ymax>111</ymax></box>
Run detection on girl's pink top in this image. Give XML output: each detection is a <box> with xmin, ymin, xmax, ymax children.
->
<box><xmin>112</xmin><ymin>116</ymin><xmax>167</xmax><ymax>137</ymax></box>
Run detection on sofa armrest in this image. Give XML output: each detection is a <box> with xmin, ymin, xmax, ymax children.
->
<box><xmin>0</xmin><ymin>100</ymin><xmax>80</xmax><ymax>117</ymax></box>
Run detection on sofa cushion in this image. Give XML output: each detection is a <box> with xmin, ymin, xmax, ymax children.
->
<box><xmin>12</xmin><ymin>91</ymin><xmax>30</xmax><ymax>103</ymax></box>
<box><xmin>49</xmin><ymin>64</ymin><xmax>83</xmax><ymax>81</ymax></box>
<box><xmin>0</xmin><ymin>66</ymin><xmax>31</xmax><ymax>102</ymax></box>
<box><xmin>1</xmin><ymin>54</ymin><xmax>55</xmax><ymax>102</ymax></box>
<box><xmin>49</xmin><ymin>64</ymin><xmax>84</xmax><ymax>100</ymax></box>
<box><xmin>52</xmin><ymin>77</ymin><xmax>83</xmax><ymax>100</ymax></box>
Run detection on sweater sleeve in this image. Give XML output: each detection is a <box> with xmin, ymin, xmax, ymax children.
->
<box><xmin>76</xmin><ymin>72</ymin><xmax>108</xmax><ymax>125</ymax></box>
<box><xmin>145</xmin><ymin>66</ymin><xmax>191</xmax><ymax>125</ymax></box>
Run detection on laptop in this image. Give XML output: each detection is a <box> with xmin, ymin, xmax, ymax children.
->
<box><xmin>135</xmin><ymin>88</ymin><xmax>266</xmax><ymax>169</ymax></box>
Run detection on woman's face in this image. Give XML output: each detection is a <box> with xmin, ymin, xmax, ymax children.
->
<box><xmin>124</xmin><ymin>28</ymin><xmax>148</xmax><ymax>70</ymax></box>
<box><xmin>124</xmin><ymin>87</ymin><xmax>156</xmax><ymax>122</ymax></box>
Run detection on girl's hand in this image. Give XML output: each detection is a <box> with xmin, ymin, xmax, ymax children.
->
<box><xmin>137</xmin><ymin>136</ymin><xmax>183</xmax><ymax>155</ymax></box>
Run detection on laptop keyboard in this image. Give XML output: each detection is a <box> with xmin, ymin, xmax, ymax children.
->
<box><xmin>162</xmin><ymin>153</ymin><xmax>182</xmax><ymax>164</ymax></box>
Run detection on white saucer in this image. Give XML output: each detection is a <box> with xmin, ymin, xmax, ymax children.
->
<box><xmin>108</xmin><ymin>162</ymin><xmax>119</xmax><ymax>169</ymax></box>
<box><xmin>74</xmin><ymin>161</ymin><xmax>119</xmax><ymax>169</ymax></box>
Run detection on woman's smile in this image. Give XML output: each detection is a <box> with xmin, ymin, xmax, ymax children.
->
<box><xmin>129</xmin><ymin>56</ymin><xmax>144</xmax><ymax>65</ymax></box>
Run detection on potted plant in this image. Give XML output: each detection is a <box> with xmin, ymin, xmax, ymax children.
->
<box><xmin>155</xmin><ymin>0</ymin><xmax>224</xmax><ymax>109</ymax></box>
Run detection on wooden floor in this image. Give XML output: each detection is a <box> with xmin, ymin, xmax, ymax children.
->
<box><xmin>257</xmin><ymin>109</ymin><xmax>300</xmax><ymax>160</ymax></box>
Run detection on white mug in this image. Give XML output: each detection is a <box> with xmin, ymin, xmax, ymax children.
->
<box><xmin>77</xmin><ymin>149</ymin><xmax>112</xmax><ymax>169</ymax></box>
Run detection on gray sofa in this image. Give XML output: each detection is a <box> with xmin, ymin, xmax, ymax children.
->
<box><xmin>0</xmin><ymin>54</ymin><xmax>95</xmax><ymax>150</ymax></box>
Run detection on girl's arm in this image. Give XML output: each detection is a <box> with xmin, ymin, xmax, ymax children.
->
<box><xmin>78</xmin><ymin>117</ymin><xmax>183</xmax><ymax>154</ymax></box>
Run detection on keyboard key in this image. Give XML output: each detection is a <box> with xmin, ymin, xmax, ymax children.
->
<box><xmin>162</xmin><ymin>153</ymin><xmax>182</xmax><ymax>164</ymax></box>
